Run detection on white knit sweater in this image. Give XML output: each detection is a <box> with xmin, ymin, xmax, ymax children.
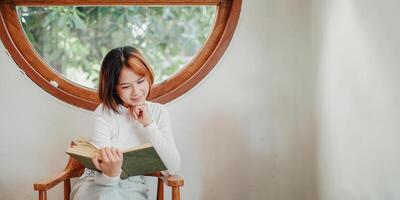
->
<box><xmin>90</xmin><ymin>101</ymin><xmax>181</xmax><ymax>186</ymax></box>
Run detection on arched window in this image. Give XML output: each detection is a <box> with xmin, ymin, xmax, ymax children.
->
<box><xmin>0</xmin><ymin>0</ymin><xmax>242</xmax><ymax>110</ymax></box>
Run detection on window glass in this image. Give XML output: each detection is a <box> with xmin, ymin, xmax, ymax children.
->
<box><xmin>17</xmin><ymin>6</ymin><xmax>216</xmax><ymax>89</ymax></box>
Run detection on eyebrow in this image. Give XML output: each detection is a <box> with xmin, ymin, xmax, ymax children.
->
<box><xmin>118</xmin><ymin>77</ymin><xmax>144</xmax><ymax>85</ymax></box>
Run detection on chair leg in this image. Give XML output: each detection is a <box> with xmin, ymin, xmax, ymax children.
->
<box><xmin>64</xmin><ymin>179</ymin><xmax>71</xmax><ymax>200</ymax></box>
<box><xmin>157</xmin><ymin>178</ymin><xmax>164</xmax><ymax>200</ymax></box>
<box><xmin>172</xmin><ymin>186</ymin><xmax>180</xmax><ymax>200</ymax></box>
<box><xmin>38</xmin><ymin>190</ymin><xmax>47</xmax><ymax>200</ymax></box>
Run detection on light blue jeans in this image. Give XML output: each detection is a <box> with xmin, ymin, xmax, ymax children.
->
<box><xmin>71</xmin><ymin>170</ymin><xmax>149</xmax><ymax>200</ymax></box>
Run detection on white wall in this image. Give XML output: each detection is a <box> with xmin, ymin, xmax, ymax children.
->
<box><xmin>0</xmin><ymin>0</ymin><xmax>316</xmax><ymax>200</ymax></box>
<box><xmin>313</xmin><ymin>0</ymin><xmax>400</xmax><ymax>199</ymax></box>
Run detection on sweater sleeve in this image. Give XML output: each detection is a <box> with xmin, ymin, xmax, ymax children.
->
<box><xmin>139</xmin><ymin>105</ymin><xmax>181</xmax><ymax>175</ymax></box>
<box><xmin>91</xmin><ymin>105</ymin><xmax>121</xmax><ymax>186</ymax></box>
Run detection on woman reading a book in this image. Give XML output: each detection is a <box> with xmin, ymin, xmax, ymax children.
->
<box><xmin>70</xmin><ymin>46</ymin><xmax>181</xmax><ymax>200</ymax></box>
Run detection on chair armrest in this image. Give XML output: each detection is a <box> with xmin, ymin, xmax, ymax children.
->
<box><xmin>145</xmin><ymin>172</ymin><xmax>184</xmax><ymax>187</ymax></box>
<box><xmin>34</xmin><ymin>168</ymin><xmax>76</xmax><ymax>191</ymax></box>
<box><xmin>161</xmin><ymin>174</ymin><xmax>184</xmax><ymax>187</ymax></box>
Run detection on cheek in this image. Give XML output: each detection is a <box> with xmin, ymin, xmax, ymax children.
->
<box><xmin>142</xmin><ymin>83</ymin><xmax>150</xmax><ymax>94</ymax></box>
<box><xmin>117</xmin><ymin>89</ymin><xmax>129</xmax><ymax>98</ymax></box>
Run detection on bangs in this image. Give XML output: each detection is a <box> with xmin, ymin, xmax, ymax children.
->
<box><xmin>127</xmin><ymin>58</ymin><xmax>147</xmax><ymax>78</ymax></box>
<box><xmin>125</xmin><ymin>54</ymin><xmax>154</xmax><ymax>86</ymax></box>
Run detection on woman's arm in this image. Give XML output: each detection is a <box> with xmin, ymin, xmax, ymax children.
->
<box><xmin>91</xmin><ymin>105</ymin><xmax>122</xmax><ymax>186</ymax></box>
<box><xmin>139</xmin><ymin>105</ymin><xmax>181</xmax><ymax>175</ymax></box>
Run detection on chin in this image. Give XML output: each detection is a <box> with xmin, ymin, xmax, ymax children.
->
<box><xmin>130</xmin><ymin>99</ymin><xmax>145</xmax><ymax>105</ymax></box>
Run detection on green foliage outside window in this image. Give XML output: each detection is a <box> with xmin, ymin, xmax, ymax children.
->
<box><xmin>17</xmin><ymin>6</ymin><xmax>216</xmax><ymax>89</ymax></box>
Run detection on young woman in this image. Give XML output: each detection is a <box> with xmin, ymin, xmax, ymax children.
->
<box><xmin>71</xmin><ymin>46</ymin><xmax>181</xmax><ymax>200</ymax></box>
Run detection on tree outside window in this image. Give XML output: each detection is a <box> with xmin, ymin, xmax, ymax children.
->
<box><xmin>18</xmin><ymin>6</ymin><xmax>216</xmax><ymax>89</ymax></box>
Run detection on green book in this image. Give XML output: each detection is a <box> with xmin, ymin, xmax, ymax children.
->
<box><xmin>66</xmin><ymin>140</ymin><xmax>167</xmax><ymax>179</ymax></box>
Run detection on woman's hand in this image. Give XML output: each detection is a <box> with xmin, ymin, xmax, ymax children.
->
<box><xmin>92</xmin><ymin>147</ymin><xmax>123</xmax><ymax>177</ymax></box>
<box><xmin>128</xmin><ymin>103</ymin><xmax>152</xmax><ymax>127</ymax></box>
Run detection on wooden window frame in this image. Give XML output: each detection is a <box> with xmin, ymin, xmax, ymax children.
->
<box><xmin>0</xmin><ymin>0</ymin><xmax>241</xmax><ymax>111</ymax></box>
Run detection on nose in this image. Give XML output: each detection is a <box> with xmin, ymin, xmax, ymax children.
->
<box><xmin>131</xmin><ymin>84</ymin><xmax>139</xmax><ymax>95</ymax></box>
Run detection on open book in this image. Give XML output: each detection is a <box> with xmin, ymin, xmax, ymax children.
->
<box><xmin>66</xmin><ymin>140</ymin><xmax>167</xmax><ymax>179</ymax></box>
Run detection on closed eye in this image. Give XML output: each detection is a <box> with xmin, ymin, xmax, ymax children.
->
<box><xmin>119</xmin><ymin>85</ymin><xmax>130</xmax><ymax>89</ymax></box>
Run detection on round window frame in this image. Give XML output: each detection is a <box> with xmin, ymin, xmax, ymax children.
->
<box><xmin>0</xmin><ymin>0</ymin><xmax>241</xmax><ymax>110</ymax></box>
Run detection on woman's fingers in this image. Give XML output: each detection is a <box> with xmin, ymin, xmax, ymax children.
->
<box><xmin>106</xmin><ymin>147</ymin><xmax>117</xmax><ymax>162</ymax></box>
<box><xmin>94</xmin><ymin>147</ymin><xmax>123</xmax><ymax>177</ymax></box>
<box><xmin>111</xmin><ymin>148</ymin><xmax>120</xmax><ymax>160</ymax></box>
<box><xmin>110</xmin><ymin>147</ymin><xmax>123</xmax><ymax>162</ymax></box>
<box><xmin>91</xmin><ymin>153</ymin><xmax>101</xmax><ymax>171</ymax></box>
<box><xmin>132</xmin><ymin>104</ymin><xmax>152</xmax><ymax>126</ymax></box>
<box><xmin>129</xmin><ymin>106</ymin><xmax>138</xmax><ymax>120</ymax></box>
<box><xmin>134</xmin><ymin>106</ymin><xmax>142</xmax><ymax>117</ymax></box>
<box><xmin>133</xmin><ymin>111</ymin><xmax>138</xmax><ymax>120</ymax></box>
<box><xmin>129</xmin><ymin>104</ymin><xmax>149</xmax><ymax>121</ymax></box>
<box><xmin>133</xmin><ymin>106</ymin><xmax>140</xmax><ymax>118</ymax></box>
<box><xmin>102</xmin><ymin>147</ymin><xmax>123</xmax><ymax>162</ymax></box>
<box><xmin>116</xmin><ymin>148</ymin><xmax>123</xmax><ymax>160</ymax></box>
<box><xmin>110</xmin><ymin>147</ymin><xmax>120</xmax><ymax>162</ymax></box>
<box><xmin>100</xmin><ymin>147</ymin><xmax>110</xmax><ymax>163</ymax></box>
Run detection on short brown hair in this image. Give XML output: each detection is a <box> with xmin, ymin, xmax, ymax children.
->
<box><xmin>98</xmin><ymin>46</ymin><xmax>155</xmax><ymax>113</ymax></box>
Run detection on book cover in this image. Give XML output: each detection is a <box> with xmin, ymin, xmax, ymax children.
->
<box><xmin>66</xmin><ymin>140</ymin><xmax>167</xmax><ymax>179</ymax></box>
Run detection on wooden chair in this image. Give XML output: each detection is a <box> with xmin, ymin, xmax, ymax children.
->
<box><xmin>33</xmin><ymin>151</ymin><xmax>184</xmax><ymax>200</ymax></box>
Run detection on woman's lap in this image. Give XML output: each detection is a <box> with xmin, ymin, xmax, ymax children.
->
<box><xmin>71</xmin><ymin>176</ymin><xmax>149</xmax><ymax>200</ymax></box>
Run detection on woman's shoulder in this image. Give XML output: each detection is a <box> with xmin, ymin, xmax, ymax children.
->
<box><xmin>147</xmin><ymin>101</ymin><xmax>169</xmax><ymax>121</ymax></box>
<box><xmin>94</xmin><ymin>103</ymin><xmax>105</xmax><ymax>113</ymax></box>
<box><xmin>94</xmin><ymin>103</ymin><xmax>119</xmax><ymax>118</ymax></box>
<box><xmin>94</xmin><ymin>103</ymin><xmax>108</xmax><ymax>114</ymax></box>
<box><xmin>147</xmin><ymin>101</ymin><xmax>166</xmax><ymax>111</ymax></box>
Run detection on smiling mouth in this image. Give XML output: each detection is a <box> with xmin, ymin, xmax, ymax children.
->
<box><xmin>131</xmin><ymin>96</ymin><xmax>143</xmax><ymax>101</ymax></box>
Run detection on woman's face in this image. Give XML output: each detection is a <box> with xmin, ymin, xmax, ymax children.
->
<box><xmin>116</xmin><ymin>67</ymin><xmax>150</xmax><ymax>106</ymax></box>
